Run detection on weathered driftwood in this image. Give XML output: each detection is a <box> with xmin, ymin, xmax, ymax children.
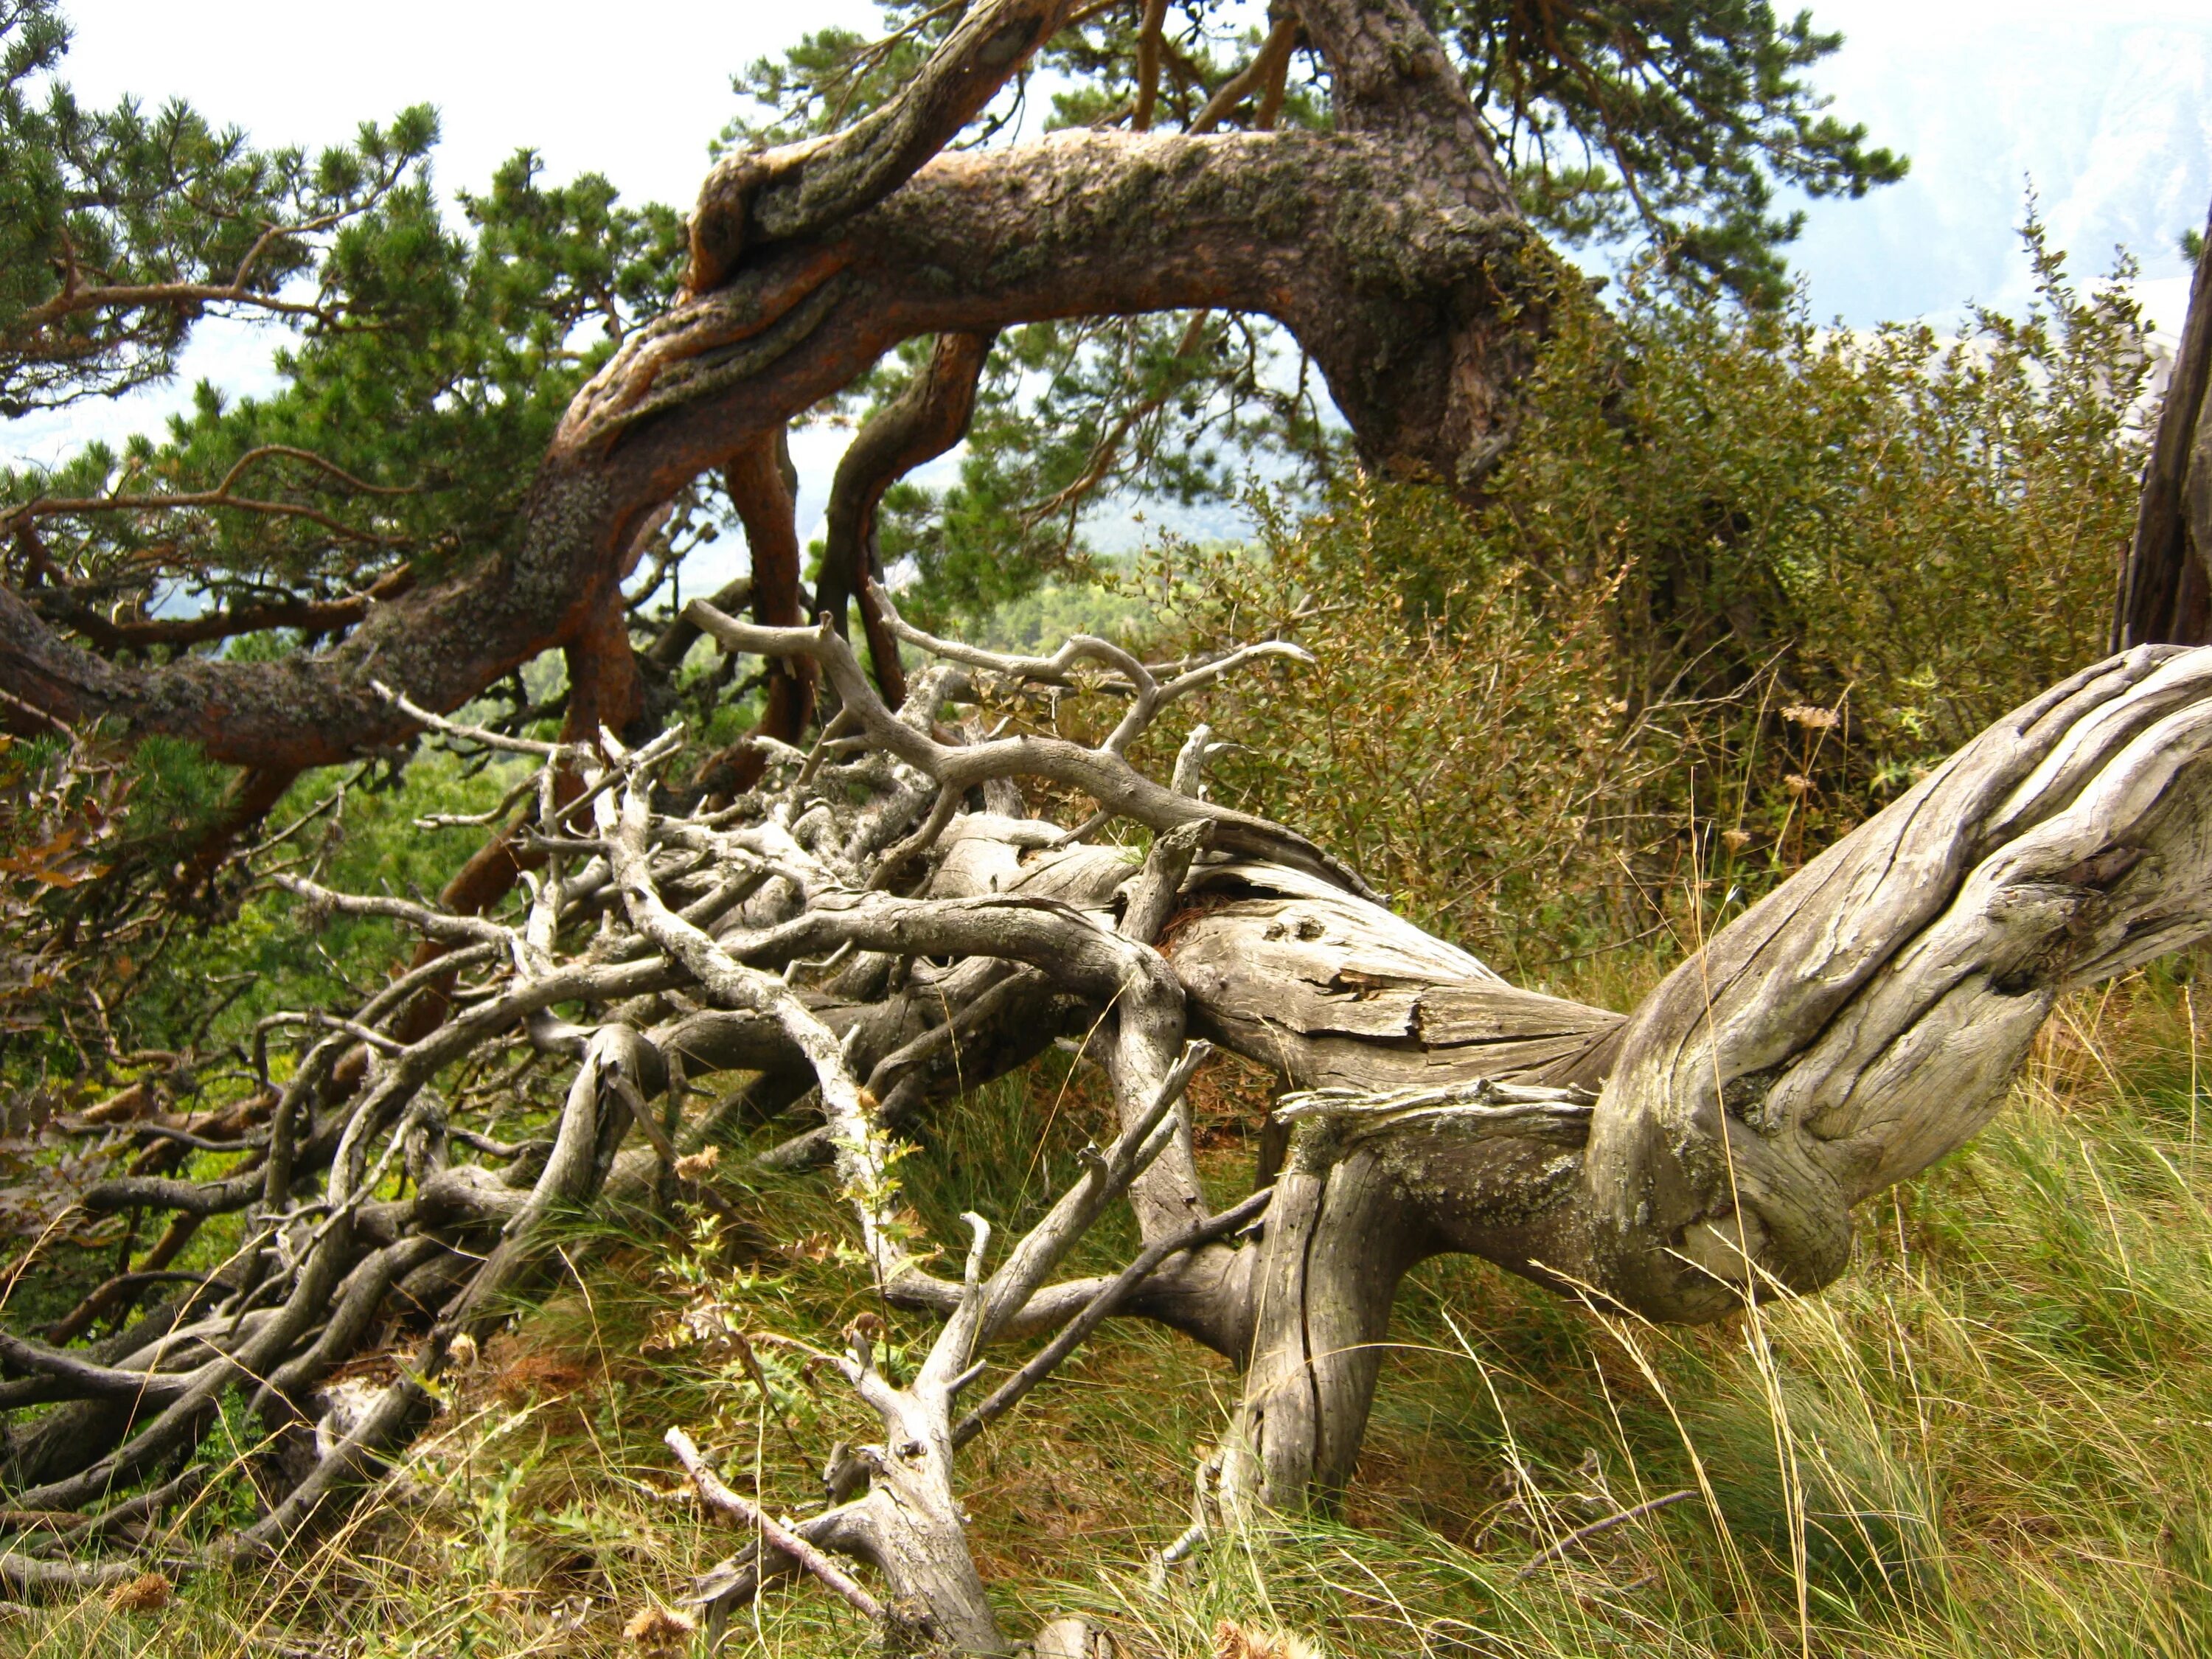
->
<box><xmin>1153</xmin><ymin>644</ymin><xmax>2212</xmax><ymax>1502</ymax></box>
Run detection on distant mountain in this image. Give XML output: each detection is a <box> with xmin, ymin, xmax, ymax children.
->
<box><xmin>1785</xmin><ymin>1</ymin><xmax>2210</xmax><ymax>330</ymax></box>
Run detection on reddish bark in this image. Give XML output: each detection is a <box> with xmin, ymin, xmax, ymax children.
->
<box><xmin>692</xmin><ymin>434</ymin><xmax>818</xmax><ymax>800</ymax></box>
<box><xmin>820</xmin><ymin>330</ymin><xmax>997</xmax><ymax>709</ymax></box>
<box><xmin>0</xmin><ymin>0</ymin><xmax>1545</xmax><ymax>787</ymax></box>
<box><xmin>366</xmin><ymin>579</ymin><xmax>648</xmax><ymax>1060</ymax></box>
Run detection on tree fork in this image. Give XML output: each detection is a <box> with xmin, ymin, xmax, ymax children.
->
<box><xmin>894</xmin><ymin>641</ymin><xmax>2212</xmax><ymax>1508</ymax></box>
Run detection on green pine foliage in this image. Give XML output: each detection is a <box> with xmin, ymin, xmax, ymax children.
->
<box><xmin>3</xmin><ymin>145</ymin><xmax>689</xmax><ymax>627</ymax></box>
<box><xmin>0</xmin><ymin>2</ymin><xmax>695</xmax><ymax>1061</ymax></box>
<box><xmin>0</xmin><ymin>1</ymin><xmax>436</xmax><ymax>415</ymax></box>
<box><xmin>1439</xmin><ymin>0</ymin><xmax>1908</xmax><ymax>307</ymax></box>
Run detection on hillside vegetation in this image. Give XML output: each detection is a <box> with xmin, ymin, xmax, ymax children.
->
<box><xmin>3</xmin><ymin>237</ymin><xmax>2197</xmax><ymax>1658</ymax></box>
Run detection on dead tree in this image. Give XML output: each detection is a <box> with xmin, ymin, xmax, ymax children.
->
<box><xmin>6</xmin><ymin>4</ymin><xmax>2212</xmax><ymax>1649</ymax></box>
<box><xmin>5</xmin><ymin>577</ymin><xmax>2211</xmax><ymax>1652</ymax></box>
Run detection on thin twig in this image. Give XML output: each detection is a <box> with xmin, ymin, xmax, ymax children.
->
<box><xmin>665</xmin><ymin>1427</ymin><xmax>886</xmax><ymax>1623</ymax></box>
<box><xmin>1514</xmin><ymin>1489</ymin><xmax>1698</xmax><ymax>1579</ymax></box>
<box><xmin>953</xmin><ymin>1185</ymin><xmax>1271</xmax><ymax>1445</ymax></box>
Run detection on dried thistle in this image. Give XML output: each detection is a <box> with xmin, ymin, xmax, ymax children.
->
<box><xmin>1213</xmin><ymin>1619</ymin><xmax>1322</xmax><ymax>1659</ymax></box>
<box><xmin>622</xmin><ymin>1604</ymin><xmax>696</xmax><ymax>1653</ymax></box>
<box><xmin>106</xmin><ymin>1572</ymin><xmax>171</xmax><ymax>1613</ymax></box>
<box><xmin>672</xmin><ymin>1144</ymin><xmax>720</xmax><ymax>1183</ymax></box>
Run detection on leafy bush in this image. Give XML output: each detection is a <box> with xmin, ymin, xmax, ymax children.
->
<box><xmin>1150</xmin><ymin>228</ymin><xmax>2150</xmax><ymax>980</ymax></box>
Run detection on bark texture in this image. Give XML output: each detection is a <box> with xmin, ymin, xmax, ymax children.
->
<box><xmin>2116</xmin><ymin>198</ymin><xmax>2212</xmax><ymax>647</ymax></box>
<box><xmin>0</xmin><ymin>0</ymin><xmax>1548</xmax><ymax>773</ymax></box>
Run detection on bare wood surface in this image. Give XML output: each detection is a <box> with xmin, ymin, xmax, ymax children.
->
<box><xmin>2116</xmin><ymin>199</ymin><xmax>2212</xmax><ymax>647</ymax></box>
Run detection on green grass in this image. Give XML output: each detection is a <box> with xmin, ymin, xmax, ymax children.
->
<box><xmin>10</xmin><ymin>972</ymin><xmax>2212</xmax><ymax>1657</ymax></box>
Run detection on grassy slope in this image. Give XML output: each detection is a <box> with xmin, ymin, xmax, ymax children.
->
<box><xmin>10</xmin><ymin>964</ymin><xmax>2212</xmax><ymax>1658</ymax></box>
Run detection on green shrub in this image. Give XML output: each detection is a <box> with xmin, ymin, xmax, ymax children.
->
<box><xmin>1145</xmin><ymin>226</ymin><xmax>2150</xmax><ymax>982</ymax></box>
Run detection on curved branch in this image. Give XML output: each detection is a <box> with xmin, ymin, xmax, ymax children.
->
<box><xmin>2115</xmin><ymin>197</ymin><xmax>2212</xmax><ymax>647</ymax></box>
<box><xmin>819</xmin><ymin>330</ymin><xmax>996</xmax><ymax>706</ymax></box>
<box><xmin>2</xmin><ymin>96</ymin><xmax>1538</xmax><ymax>769</ymax></box>
<box><xmin>29</xmin><ymin>566</ymin><xmax>414</xmax><ymax>655</ymax></box>
<box><xmin>695</xmin><ymin>431</ymin><xmax>815</xmax><ymax>801</ymax></box>
<box><xmin>1563</xmin><ymin>645</ymin><xmax>2212</xmax><ymax>1319</ymax></box>
<box><xmin>0</xmin><ymin>1331</ymin><xmax>193</xmax><ymax>1406</ymax></box>
<box><xmin>7</xmin><ymin>440</ymin><xmax>417</xmax><ymax>546</ymax></box>
<box><xmin>687</xmin><ymin>0</ymin><xmax>1083</xmax><ymax>292</ymax></box>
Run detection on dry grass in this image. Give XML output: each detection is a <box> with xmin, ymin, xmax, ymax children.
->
<box><xmin>7</xmin><ymin>971</ymin><xmax>2212</xmax><ymax>1657</ymax></box>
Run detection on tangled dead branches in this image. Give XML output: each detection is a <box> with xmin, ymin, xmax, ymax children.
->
<box><xmin>9</xmin><ymin>597</ymin><xmax>2212</xmax><ymax>1655</ymax></box>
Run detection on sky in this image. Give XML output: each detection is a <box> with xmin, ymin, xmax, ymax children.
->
<box><xmin>1782</xmin><ymin>0</ymin><xmax>2209</xmax><ymax>330</ymax></box>
<box><xmin>43</xmin><ymin>1</ymin><xmax>883</xmax><ymax>224</ymax></box>
<box><xmin>10</xmin><ymin>0</ymin><xmax>2210</xmax><ymax>552</ymax></box>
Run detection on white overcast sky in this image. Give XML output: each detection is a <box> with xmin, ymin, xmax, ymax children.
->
<box><xmin>43</xmin><ymin>0</ymin><xmax>2202</xmax><ymax>308</ymax></box>
<box><xmin>49</xmin><ymin>1</ymin><xmax>883</xmax><ymax>222</ymax></box>
<box><xmin>13</xmin><ymin>0</ymin><xmax>2211</xmax><ymax>545</ymax></box>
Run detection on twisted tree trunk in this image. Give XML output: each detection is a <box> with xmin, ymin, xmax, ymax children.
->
<box><xmin>1195</xmin><ymin>647</ymin><xmax>2212</xmax><ymax>1501</ymax></box>
<box><xmin>680</xmin><ymin>602</ymin><xmax>2212</xmax><ymax>1519</ymax></box>
<box><xmin>906</xmin><ymin>643</ymin><xmax>2212</xmax><ymax>1506</ymax></box>
<box><xmin>0</xmin><ymin>0</ymin><xmax>1546</xmax><ymax>776</ymax></box>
